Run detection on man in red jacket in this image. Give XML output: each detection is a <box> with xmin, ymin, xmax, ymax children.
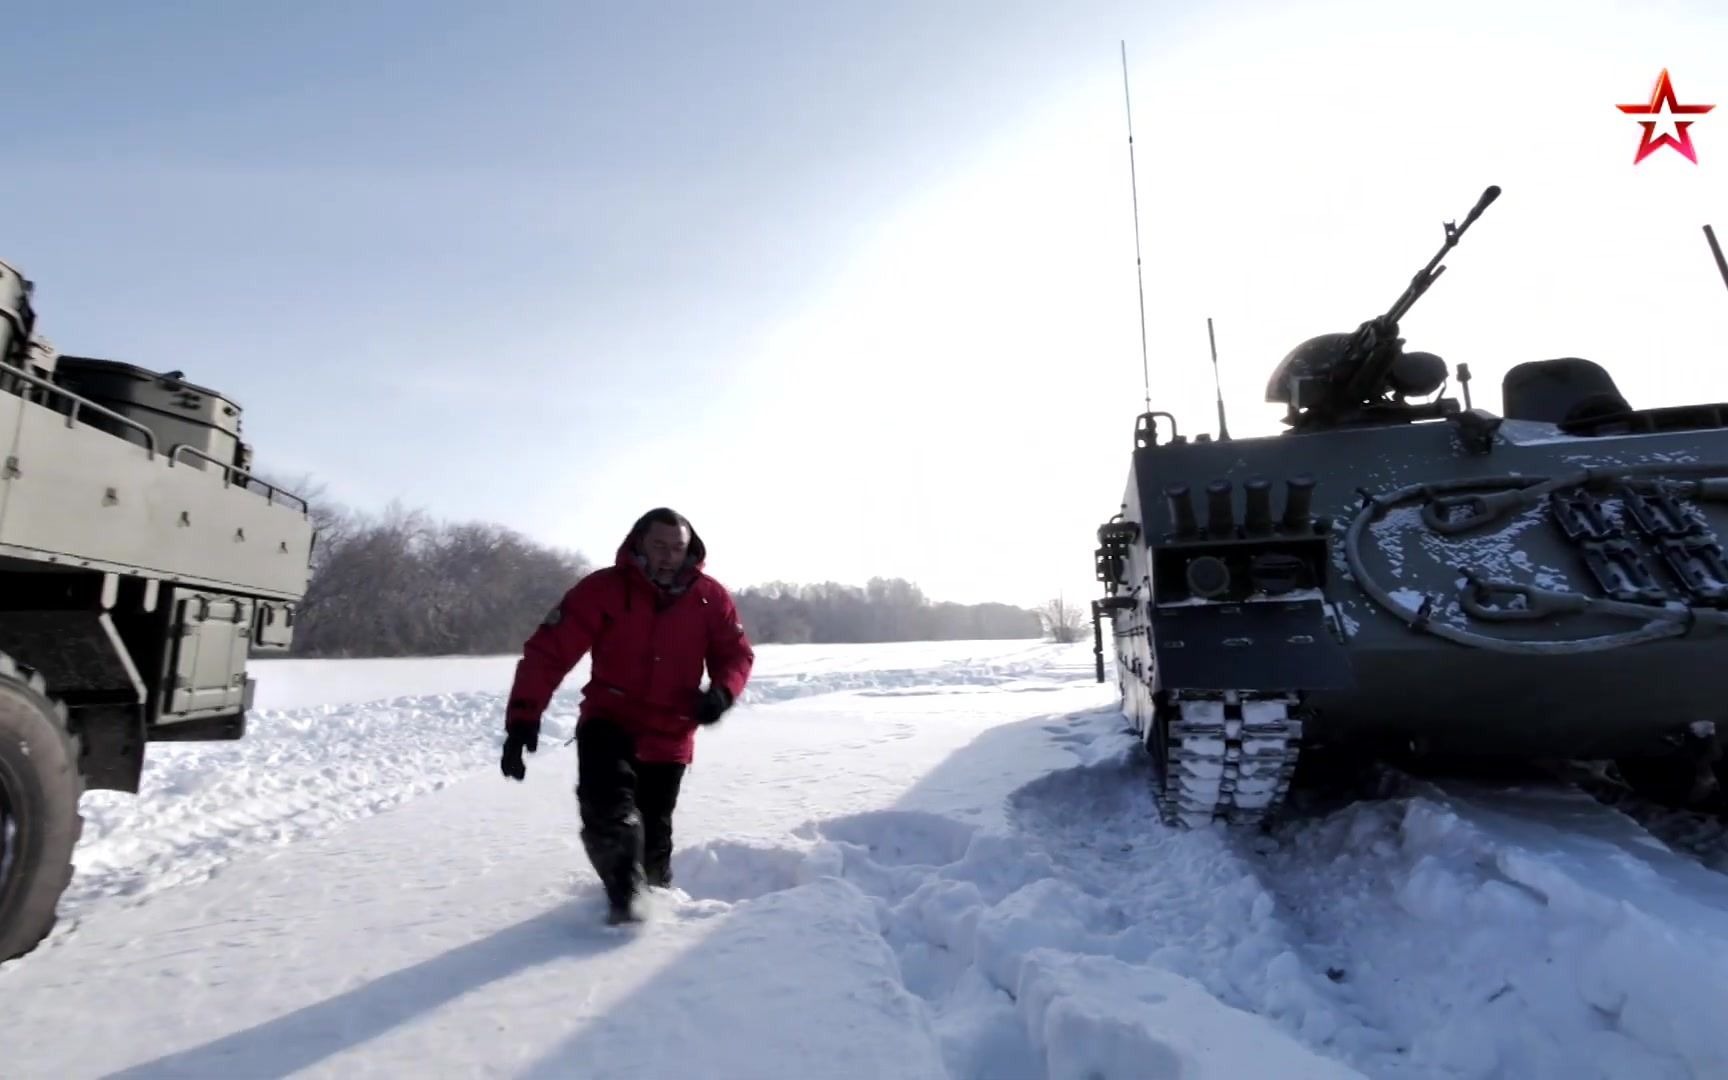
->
<box><xmin>500</xmin><ymin>507</ymin><xmax>755</xmax><ymax>923</ymax></box>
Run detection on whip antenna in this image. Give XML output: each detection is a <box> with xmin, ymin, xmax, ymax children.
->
<box><xmin>1706</xmin><ymin>225</ymin><xmax>1728</xmax><ymax>296</ymax></box>
<box><xmin>1121</xmin><ymin>41</ymin><xmax>1151</xmax><ymax>411</ymax></box>
<box><xmin>1207</xmin><ymin>317</ymin><xmax>1231</xmax><ymax>440</ymax></box>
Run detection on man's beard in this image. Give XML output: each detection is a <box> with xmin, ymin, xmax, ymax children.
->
<box><xmin>634</xmin><ymin>550</ymin><xmax>688</xmax><ymax>592</ymax></box>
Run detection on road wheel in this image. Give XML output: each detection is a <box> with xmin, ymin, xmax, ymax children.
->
<box><xmin>0</xmin><ymin>653</ymin><xmax>84</xmax><ymax>965</ymax></box>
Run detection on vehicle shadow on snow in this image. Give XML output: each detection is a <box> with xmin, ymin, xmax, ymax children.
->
<box><xmin>102</xmin><ymin>900</ymin><xmax>628</xmax><ymax>1080</ymax></box>
<box><xmin>511</xmin><ymin>700</ymin><xmax>1136</xmax><ymax>1080</ymax></box>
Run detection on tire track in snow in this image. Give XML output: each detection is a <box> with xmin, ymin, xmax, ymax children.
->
<box><xmin>61</xmin><ymin>649</ymin><xmax>1067</xmax><ymax>926</ymax></box>
<box><xmin>1001</xmin><ymin>747</ymin><xmax>1390</xmax><ymax>1072</ymax></box>
<box><xmin>668</xmin><ymin>720</ymin><xmax>1368</xmax><ymax>1080</ymax></box>
<box><xmin>741</xmin><ymin>656</ymin><xmax>1059</xmax><ymax>707</ymax></box>
<box><xmin>667</xmin><ymin>719</ymin><xmax>1728</xmax><ymax>1080</ymax></box>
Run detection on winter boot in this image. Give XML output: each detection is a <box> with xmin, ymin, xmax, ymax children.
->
<box><xmin>583</xmin><ymin>809</ymin><xmax>646</xmax><ymax>918</ymax></box>
<box><xmin>637</xmin><ymin>761</ymin><xmax>686</xmax><ymax>891</ymax></box>
<box><xmin>643</xmin><ymin>849</ymin><xmax>673</xmax><ymax>890</ymax></box>
<box><xmin>607</xmin><ymin>859</ymin><xmax>644</xmax><ymax>924</ymax></box>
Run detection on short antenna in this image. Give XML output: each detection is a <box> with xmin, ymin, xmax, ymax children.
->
<box><xmin>1705</xmin><ymin>225</ymin><xmax>1728</xmax><ymax>296</ymax></box>
<box><xmin>1206</xmin><ymin>317</ymin><xmax>1231</xmax><ymax>440</ymax></box>
<box><xmin>1121</xmin><ymin>41</ymin><xmax>1151</xmax><ymax>412</ymax></box>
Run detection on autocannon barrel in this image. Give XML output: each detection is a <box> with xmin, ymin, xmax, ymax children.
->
<box><xmin>1166</xmin><ymin>483</ymin><xmax>1197</xmax><ymax>536</ymax></box>
<box><xmin>1207</xmin><ymin>479</ymin><xmax>1235</xmax><ymax>537</ymax></box>
<box><xmin>1282</xmin><ymin>474</ymin><xmax>1315</xmax><ymax>530</ymax></box>
<box><xmin>1244</xmin><ymin>477</ymin><xmax>1272</xmax><ymax>534</ymax></box>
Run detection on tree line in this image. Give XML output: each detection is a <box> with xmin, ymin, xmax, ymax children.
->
<box><xmin>261</xmin><ymin>478</ymin><xmax>1068</xmax><ymax>657</ymax></box>
<box><xmin>732</xmin><ymin>579</ymin><xmax>1043</xmax><ymax>644</ymax></box>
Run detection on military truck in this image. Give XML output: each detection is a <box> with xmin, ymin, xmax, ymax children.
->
<box><xmin>0</xmin><ymin>256</ymin><xmax>313</xmax><ymax>964</ymax></box>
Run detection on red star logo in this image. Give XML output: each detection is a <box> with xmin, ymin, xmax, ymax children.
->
<box><xmin>1617</xmin><ymin>69</ymin><xmax>1714</xmax><ymax>164</ymax></box>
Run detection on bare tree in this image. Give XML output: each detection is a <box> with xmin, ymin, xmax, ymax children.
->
<box><xmin>243</xmin><ymin>472</ymin><xmax>593</xmax><ymax>658</ymax></box>
<box><xmin>733</xmin><ymin>578</ymin><xmax>1042</xmax><ymax>644</ymax></box>
<box><xmin>240</xmin><ymin>471</ymin><xmax>1044</xmax><ymax>654</ymax></box>
<box><xmin>1040</xmin><ymin>594</ymin><xmax>1089</xmax><ymax>644</ymax></box>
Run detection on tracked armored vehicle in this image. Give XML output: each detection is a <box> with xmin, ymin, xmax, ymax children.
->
<box><xmin>1091</xmin><ymin>187</ymin><xmax>1728</xmax><ymax>829</ymax></box>
<box><xmin>0</xmin><ymin>257</ymin><xmax>313</xmax><ymax>963</ymax></box>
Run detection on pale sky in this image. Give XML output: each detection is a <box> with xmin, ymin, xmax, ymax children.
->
<box><xmin>7</xmin><ymin>0</ymin><xmax>1727</xmax><ymax>610</ymax></box>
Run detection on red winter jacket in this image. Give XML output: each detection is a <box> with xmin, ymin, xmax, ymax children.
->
<box><xmin>504</xmin><ymin>515</ymin><xmax>755</xmax><ymax>764</ymax></box>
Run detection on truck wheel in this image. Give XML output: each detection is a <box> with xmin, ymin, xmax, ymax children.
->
<box><xmin>0</xmin><ymin>654</ymin><xmax>84</xmax><ymax>965</ymax></box>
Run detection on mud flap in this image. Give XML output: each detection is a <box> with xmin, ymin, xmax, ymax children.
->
<box><xmin>1151</xmin><ymin>599</ymin><xmax>1356</xmax><ymax>692</ymax></box>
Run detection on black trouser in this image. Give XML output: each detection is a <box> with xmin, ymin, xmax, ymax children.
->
<box><xmin>575</xmin><ymin>715</ymin><xmax>687</xmax><ymax>907</ymax></box>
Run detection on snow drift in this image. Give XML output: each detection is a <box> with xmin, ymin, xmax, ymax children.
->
<box><xmin>4</xmin><ymin>639</ymin><xmax>1726</xmax><ymax>1080</ymax></box>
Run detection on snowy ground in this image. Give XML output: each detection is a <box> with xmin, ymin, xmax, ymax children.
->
<box><xmin>5</xmin><ymin>639</ymin><xmax>1728</xmax><ymax>1079</ymax></box>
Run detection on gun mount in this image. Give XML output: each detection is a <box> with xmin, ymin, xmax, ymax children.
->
<box><xmin>1266</xmin><ymin>185</ymin><xmax>1501</xmax><ymax>433</ymax></box>
<box><xmin>1093</xmin><ymin>187</ymin><xmax>1728</xmax><ymax>832</ymax></box>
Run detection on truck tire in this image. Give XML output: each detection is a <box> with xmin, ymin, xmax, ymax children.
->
<box><xmin>0</xmin><ymin>654</ymin><xmax>84</xmax><ymax>965</ymax></box>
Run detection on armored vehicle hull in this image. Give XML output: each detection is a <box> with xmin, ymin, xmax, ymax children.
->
<box><xmin>0</xmin><ymin>256</ymin><xmax>313</xmax><ymax>963</ymax></box>
<box><xmin>1096</xmin><ymin>401</ymin><xmax>1728</xmax><ymax>827</ymax></box>
<box><xmin>1091</xmin><ymin>189</ymin><xmax>1728</xmax><ymax>829</ymax></box>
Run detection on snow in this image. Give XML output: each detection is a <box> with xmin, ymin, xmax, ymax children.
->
<box><xmin>1258</xmin><ymin>780</ymin><xmax>1728</xmax><ymax>1078</ymax></box>
<box><xmin>64</xmin><ymin>640</ymin><xmax>1062</xmax><ymax>913</ymax></box>
<box><xmin>1373</xmin><ymin>502</ymin><xmax>1576</xmax><ymax>607</ymax></box>
<box><xmin>1494</xmin><ymin>419</ymin><xmax>1704</xmax><ymax>461</ymax></box>
<box><xmin>5</xmin><ymin>638</ymin><xmax>1728</xmax><ymax>1079</ymax></box>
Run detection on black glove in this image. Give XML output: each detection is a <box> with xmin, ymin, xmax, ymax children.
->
<box><xmin>501</xmin><ymin>728</ymin><xmax>538</xmax><ymax>780</ymax></box>
<box><xmin>695</xmin><ymin>686</ymin><xmax>733</xmax><ymax>726</ymax></box>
